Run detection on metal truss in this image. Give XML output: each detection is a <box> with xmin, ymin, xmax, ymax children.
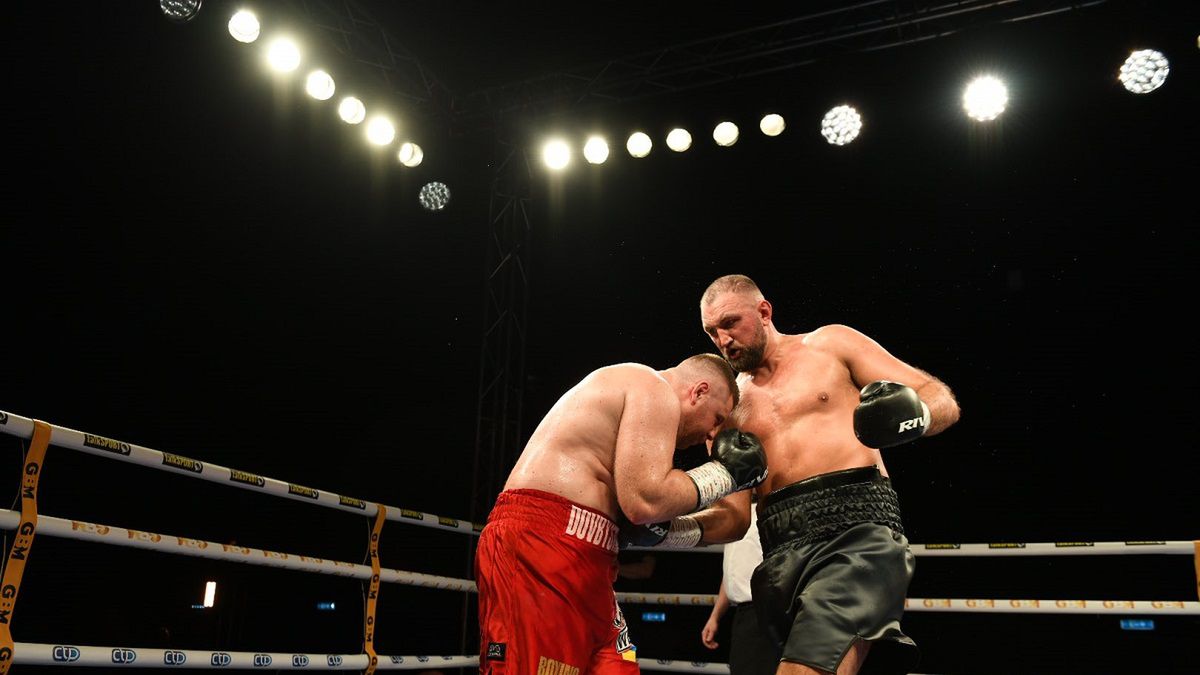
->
<box><xmin>451</xmin><ymin>0</ymin><xmax>1108</xmax><ymax>128</ymax></box>
<box><xmin>288</xmin><ymin>0</ymin><xmax>456</xmax><ymax>122</ymax></box>
<box><xmin>469</xmin><ymin>139</ymin><xmax>533</xmax><ymax>524</ymax></box>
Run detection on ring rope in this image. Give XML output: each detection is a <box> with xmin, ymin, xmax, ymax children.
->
<box><xmin>904</xmin><ymin>598</ymin><xmax>1200</xmax><ymax>614</ymax></box>
<box><xmin>613</xmin><ymin>592</ymin><xmax>1200</xmax><ymax>613</ymax></box>
<box><xmin>0</xmin><ymin>509</ymin><xmax>476</xmax><ymax>592</ymax></box>
<box><xmin>11</xmin><ymin>643</ymin><xmax>479</xmax><ymax>669</ymax></box>
<box><xmin>3</xmin><ymin>410</ymin><xmax>1196</xmax><ymax>672</ymax></box>
<box><xmin>3</xmin><ymin>410</ymin><xmax>1192</xmax><ymax>559</ymax></box>
<box><xmin>0</xmin><ymin>410</ymin><xmax>482</xmax><ymax>535</ymax></box>
<box><xmin>10</xmin><ymin>643</ymin><xmax>730</xmax><ymax>672</ymax></box>
<box><xmin>632</xmin><ymin>540</ymin><xmax>1198</xmax><ymax>556</ymax></box>
<box><xmin>0</xmin><ymin>421</ymin><xmax>50</xmax><ymax>675</ymax></box>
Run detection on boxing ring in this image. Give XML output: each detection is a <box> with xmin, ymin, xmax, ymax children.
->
<box><xmin>1</xmin><ymin>409</ymin><xmax>1196</xmax><ymax>672</ymax></box>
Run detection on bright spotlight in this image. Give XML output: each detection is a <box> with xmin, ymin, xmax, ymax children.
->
<box><xmin>419</xmin><ymin>181</ymin><xmax>451</xmax><ymax>211</ymax></box>
<box><xmin>1119</xmin><ymin>49</ymin><xmax>1169</xmax><ymax>94</ymax></box>
<box><xmin>820</xmin><ymin>105</ymin><xmax>863</xmax><ymax>146</ymax></box>
<box><xmin>627</xmin><ymin>132</ymin><xmax>652</xmax><ymax>158</ymax></box>
<box><xmin>666</xmin><ymin>128</ymin><xmax>693</xmax><ymax>152</ymax></box>
<box><xmin>583</xmin><ymin>136</ymin><xmax>610</xmax><ymax>164</ymax></box>
<box><xmin>760</xmin><ymin>114</ymin><xmax>785</xmax><ymax>137</ymax></box>
<box><xmin>160</xmin><ymin>0</ymin><xmax>202</xmax><ymax>24</ymax></box>
<box><xmin>203</xmin><ymin>581</ymin><xmax>217</xmax><ymax>608</ymax></box>
<box><xmin>366</xmin><ymin>117</ymin><xmax>396</xmax><ymax>146</ymax></box>
<box><xmin>266</xmin><ymin>38</ymin><xmax>301</xmax><ymax>73</ymax></box>
<box><xmin>338</xmin><ymin>97</ymin><xmax>366</xmax><ymax>124</ymax></box>
<box><xmin>305</xmin><ymin>70</ymin><xmax>335</xmax><ymax>100</ymax></box>
<box><xmin>713</xmin><ymin>121</ymin><xmax>739</xmax><ymax>147</ymax></box>
<box><xmin>398</xmin><ymin>142</ymin><xmax>424</xmax><ymax>167</ymax></box>
<box><xmin>962</xmin><ymin>76</ymin><xmax>1008</xmax><ymax>122</ymax></box>
<box><xmin>228</xmin><ymin>10</ymin><xmax>260</xmax><ymax>43</ymax></box>
<box><xmin>543</xmin><ymin>139</ymin><xmax>571</xmax><ymax>170</ymax></box>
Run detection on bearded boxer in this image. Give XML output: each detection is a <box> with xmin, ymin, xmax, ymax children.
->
<box><xmin>475</xmin><ymin>354</ymin><xmax>768</xmax><ymax>675</ymax></box>
<box><xmin>699</xmin><ymin>275</ymin><xmax>960</xmax><ymax>675</ymax></box>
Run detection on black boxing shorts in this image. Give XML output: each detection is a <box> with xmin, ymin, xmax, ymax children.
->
<box><xmin>752</xmin><ymin>467</ymin><xmax>919</xmax><ymax>675</ymax></box>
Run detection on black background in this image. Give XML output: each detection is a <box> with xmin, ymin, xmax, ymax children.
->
<box><xmin>2</xmin><ymin>1</ymin><xmax>1197</xmax><ymax>673</ymax></box>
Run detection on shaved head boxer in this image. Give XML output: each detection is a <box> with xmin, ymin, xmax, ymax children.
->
<box><xmin>476</xmin><ymin>354</ymin><xmax>769</xmax><ymax>675</ymax></box>
<box><xmin>700</xmin><ymin>275</ymin><xmax>961</xmax><ymax>675</ymax></box>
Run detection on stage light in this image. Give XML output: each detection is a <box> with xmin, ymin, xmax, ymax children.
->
<box><xmin>666</xmin><ymin>128</ymin><xmax>692</xmax><ymax>152</ymax></box>
<box><xmin>820</xmin><ymin>105</ymin><xmax>863</xmax><ymax>146</ymax></box>
<box><xmin>583</xmin><ymin>136</ymin><xmax>610</xmax><ymax>164</ymax></box>
<box><xmin>266</xmin><ymin>38</ymin><xmax>301</xmax><ymax>73</ymax></box>
<box><xmin>338</xmin><ymin>97</ymin><xmax>366</xmax><ymax>124</ymax></box>
<box><xmin>203</xmin><ymin>581</ymin><xmax>216</xmax><ymax>608</ymax></box>
<box><xmin>419</xmin><ymin>182</ymin><xmax>451</xmax><ymax>211</ymax></box>
<box><xmin>305</xmin><ymin>70</ymin><xmax>335</xmax><ymax>100</ymax></box>
<box><xmin>398</xmin><ymin>142</ymin><xmax>424</xmax><ymax>167</ymax></box>
<box><xmin>228</xmin><ymin>10</ymin><xmax>260</xmax><ymax>43</ymax></box>
<box><xmin>760</xmin><ymin>113</ymin><xmax>785</xmax><ymax>137</ymax></box>
<box><xmin>627</xmin><ymin>132</ymin><xmax>652</xmax><ymax>158</ymax></box>
<box><xmin>713</xmin><ymin>121</ymin><xmax>739</xmax><ymax>147</ymax></box>
<box><xmin>160</xmin><ymin>0</ymin><xmax>201</xmax><ymax>24</ymax></box>
<box><xmin>543</xmin><ymin>139</ymin><xmax>571</xmax><ymax>170</ymax></box>
<box><xmin>963</xmin><ymin>75</ymin><xmax>1008</xmax><ymax>121</ymax></box>
<box><xmin>366</xmin><ymin>117</ymin><xmax>395</xmax><ymax>146</ymax></box>
<box><xmin>1119</xmin><ymin>49</ymin><xmax>1169</xmax><ymax>94</ymax></box>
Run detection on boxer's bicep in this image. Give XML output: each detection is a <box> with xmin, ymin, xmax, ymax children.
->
<box><xmin>612</xmin><ymin>382</ymin><xmax>682</xmax><ymax>523</ymax></box>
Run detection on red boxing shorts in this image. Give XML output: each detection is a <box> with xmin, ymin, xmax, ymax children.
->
<box><xmin>476</xmin><ymin>489</ymin><xmax>639</xmax><ymax>675</ymax></box>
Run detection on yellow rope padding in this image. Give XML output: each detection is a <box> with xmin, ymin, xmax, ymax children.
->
<box><xmin>0</xmin><ymin>421</ymin><xmax>50</xmax><ymax>674</ymax></box>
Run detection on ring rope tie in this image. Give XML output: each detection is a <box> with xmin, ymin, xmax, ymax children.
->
<box><xmin>0</xmin><ymin>420</ymin><xmax>50</xmax><ymax>674</ymax></box>
<box><xmin>364</xmin><ymin>505</ymin><xmax>386</xmax><ymax>675</ymax></box>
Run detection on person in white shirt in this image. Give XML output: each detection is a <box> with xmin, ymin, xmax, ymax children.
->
<box><xmin>701</xmin><ymin>504</ymin><xmax>780</xmax><ymax>675</ymax></box>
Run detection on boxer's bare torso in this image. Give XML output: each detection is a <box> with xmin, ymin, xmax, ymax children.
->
<box><xmin>504</xmin><ymin>364</ymin><xmax>678</xmax><ymax>520</ymax></box>
<box><xmin>730</xmin><ymin>330</ymin><xmax>887</xmax><ymax>495</ymax></box>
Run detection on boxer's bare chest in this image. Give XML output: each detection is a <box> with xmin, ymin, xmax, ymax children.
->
<box><xmin>735</xmin><ymin>354</ymin><xmax>847</xmax><ymax>428</ymax></box>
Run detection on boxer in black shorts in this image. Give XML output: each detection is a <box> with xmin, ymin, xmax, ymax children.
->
<box><xmin>699</xmin><ymin>274</ymin><xmax>961</xmax><ymax>675</ymax></box>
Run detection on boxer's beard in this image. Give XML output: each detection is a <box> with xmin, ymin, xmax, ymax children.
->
<box><xmin>727</xmin><ymin>323</ymin><xmax>767</xmax><ymax>372</ymax></box>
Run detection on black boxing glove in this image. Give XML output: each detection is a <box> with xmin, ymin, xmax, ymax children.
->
<box><xmin>618</xmin><ymin>516</ymin><xmax>704</xmax><ymax>549</ymax></box>
<box><xmin>685</xmin><ymin>428</ymin><xmax>768</xmax><ymax>510</ymax></box>
<box><xmin>853</xmin><ymin>380</ymin><xmax>931</xmax><ymax>449</ymax></box>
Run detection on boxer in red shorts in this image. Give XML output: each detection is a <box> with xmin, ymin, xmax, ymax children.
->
<box><xmin>476</xmin><ymin>354</ymin><xmax>769</xmax><ymax>675</ymax></box>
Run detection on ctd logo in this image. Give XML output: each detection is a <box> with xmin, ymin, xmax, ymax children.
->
<box><xmin>112</xmin><ymin>648</ymin><xmax>137</xmax><ymax>664</ymax></box>
<box><xmin>292</xmin><ymin>654</ymin><xmax>310</xmax><ymax>667</ymax></box>
<box><xmin>210</xmin><ymin>652</ymin><xmax>232</xmax><ymax>667</ymax></box>
<box><xmin>52</xmin><ymin>646</ymin><xmax>81</xmax><ymax>663</ymax></box>
<box><xmin>417</xmin><ymin>656</ymin><xmax>430</xmax><ymax>663</ymax></box>
<box><xmin>253</xmin><ymin>654</ymin><xmax>273</xmax><ymax>667</ymax></box>
<box><xmin>390</xmin><ymin>656</ymin><xmax>405</xmax><ymax>664</ymax></box>
<box><xmin>327</xmin><ymin>655</ymin><xmax>344</xmax><ymax>667</ymax></box>
<box><xmin>164</xmin><ymin>651</ymin><xmax>187</xmax><ymax>666</ymax></box>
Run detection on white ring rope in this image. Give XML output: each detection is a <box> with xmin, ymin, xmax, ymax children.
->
<box><xmin>0</xmin><ymin>509</ymin><xmax>476</xmax><ymax>592</ymax></box>
<box><xmin>903</xmin><ymin>598</ymin><xmax>1200</xmax><ymax>614</ymax></box>
<box><xmin>631</xmin><ymin>540</ymin><xmax>1197</xmax><ymax>556</ymax></box>
<box><xmin>12</xmin><ymin>644</ymin><xmax>728</xmax><ymax>672</ymax></box>
<box><xmin>3</xmin><ymin>410</ymin><xmax>1193</xmax><ymax>558</ymax></box>
<box><xmin>13</xmin><ymin>644</ymin><xmax>478</xmax><ymax>669</ymax></box>
<box><xmin>3</xmin><ymin>403</ymin><xmax>1197</xmax><ymax>674</ymax></box>
<box><xmin>0</xmin><ymin>410</ymin><xmax>479</xmax><ymax>534</ymax></box>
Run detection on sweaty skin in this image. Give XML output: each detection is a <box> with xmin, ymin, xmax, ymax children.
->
<box><xmin>504</xmin><ymin>363</ymin><xmax>735</xmax><ymax>530</ymax></box>
<box><xmin>701</xmin><ymin>293</ymin><xmax>960</xmax><ymax>492</ymax></box>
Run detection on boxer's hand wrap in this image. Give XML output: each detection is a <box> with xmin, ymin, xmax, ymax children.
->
<box><xmin>853</xmin><ymin>380</ymin><xmax>931</xmax><ymax>449</ymax></box>
<box><xmin>686</xmin><ymin>428</ymin><xmax>768</xmax><ymax>510</ymax></box>
<box><xmin>619</xmin><ymin>516</ymin><xmax>703</xmax><ymax>549</ymax></box>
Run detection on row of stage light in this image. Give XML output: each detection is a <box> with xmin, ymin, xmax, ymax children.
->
<box><xmin>193</xmin><ymin>5</ymin><xmax>1177</xmax><ymax>191</ymax></box>
<box><xmin>221</xmin><ymin>9</ymin><xmax>450</xmax><ymax>211</ymax></box>
<box><xmin>537</xmin><ymin>46</ymin><xmax>1174</xmax><ymax>171</ymax></box>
